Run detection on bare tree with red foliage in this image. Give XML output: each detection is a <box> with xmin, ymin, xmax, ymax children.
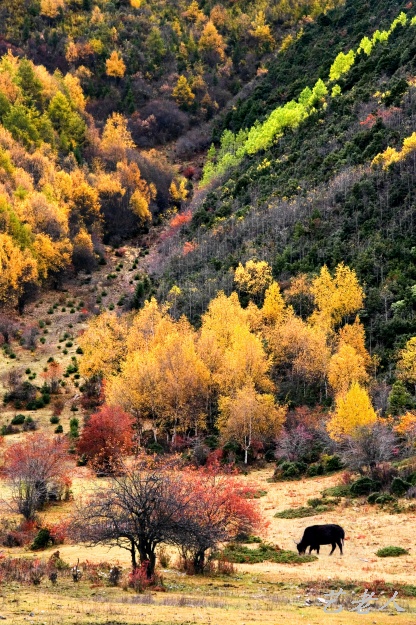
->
<box><xmin>71</xmin><ymin>456</ymin><xmax>192</xmax><ymax>576</ymax></box>
<box><xmin>4</xmin><ymin>433</ymin><xmax>71</xmax><ymax>521</ymax></box>
<box><xmin>177</xmin><ymin>464</ymin><xmax>262</xmax><ymax>573</ymax></box>
<box><xmin>77</xmin><ymin>404</ymin><xmax>134</xmax><ymax>473</ymax></box>
<box><xmin>71</xmin><ymin>457</ymin><xmax>262</xmax><ymax>578</ymax></box>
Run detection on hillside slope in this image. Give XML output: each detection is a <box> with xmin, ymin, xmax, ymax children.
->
<box><xmin>154</xmin><ymin>0</ymin><xmax>416</xmax><ymax>373</ymax></box>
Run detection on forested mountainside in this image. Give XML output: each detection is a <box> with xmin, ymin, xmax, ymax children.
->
<box><xmin>0</xmin><ymin>1</ymin><xmax>342</xmax><ymax>313</ymax></box>
<box><xmin>0</xmin><ymin>0</ymin><xmax>342</xmax><ymax>148</ymax></box>
<box><xmin>154</xmin><ymin>0</ymin><xmax>416</xmax><ymax>376</ymax></box>
<box><xmin>2</xmin><ymin>0</ymin><xmax>416</xmax><ymax>422</ymax></box>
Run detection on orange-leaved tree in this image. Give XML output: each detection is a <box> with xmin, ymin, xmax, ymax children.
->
<box><xmin>77</xmin><ymin>405</ymin><xmax>134</xmax><ymax>473</ymax></box>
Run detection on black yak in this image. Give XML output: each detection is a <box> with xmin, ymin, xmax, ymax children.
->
<box><xmin>296</xmin><ymin>524</ymin><xmax>345</xmax><ymax>555</ymax></box>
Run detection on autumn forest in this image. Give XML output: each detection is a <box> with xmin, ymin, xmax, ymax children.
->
<box><xmin>0</xmin><ymin>0</ymin><xmax>416</xmax><ymax>622</ymax></box>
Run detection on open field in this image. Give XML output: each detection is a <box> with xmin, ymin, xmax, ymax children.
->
<box><xmin>0</xmin><ymin>470</ymin><xmax>414</xmax><ymax>624</ymax></box>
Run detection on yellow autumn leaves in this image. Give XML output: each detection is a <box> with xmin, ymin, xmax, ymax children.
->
<box><xmin>79</xmin><ymin>261</ymin><xmax>380</xmax><ymax>446</ymax></box>
<box><xmin>0</xmin><ymin>53</ymin><xmax>154</xmax><ymax>305</ymax></box>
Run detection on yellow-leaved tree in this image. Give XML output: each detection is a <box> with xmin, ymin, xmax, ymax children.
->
<box><xmin>234</xmin><ymin>260</ymin><xmax>273</xmax><ymax>303</ymax></box>
<box><xmin>261</xmin><ymin>281</ymin><xmax>288</xmax><ymax>326</ymax></box>
<box><xmin>40</xmin><ymin>0</ymin><xmax>65</xmax><ymax>18</ymax></box>
<box><xmin>310</xmin><ymin>263</ymin><xmax>364</xmax><ymax>329</ymax></box>
<box><xmin>267</xmin><ymin>314</ymin><xmax>330</xmax><ymax>387</ymax></box>
<box><xmin>0</xmin><ymin>233</ymin><xmax>38</xmax><ymax>305</ymax></box>
<box><xmin>33</xmin><ymin>234</ymin><xmax>72</xmax><ymax>279</ymax></box>
<box><xmin>397</xmin><ymin>336</ymin><xmax>416</xmax><ymax>394</ymax></box>
<box><xmin>107</xmin><ymin>303</ymin><xmax>210</xmax><ymax>441</ymax></box>
<box><xmin>327</xmin><ymin>382</ymin><xmax>377</xmax><ymax>441</ymax></box>
<box><xmin>327</xmin><ymin>343</ymin><xmax>369</xmax><ymax>395</ymax></box>
<box><xmin>105</xmin><ymin>51</ymin><xmax>126</xmax><ymax>78</ymax></box>
<box><xmin>101</xmin><ymin>112</ymin><xmax>135</xmax><ymax>163</ymax></box>
<box><xmin>79</xmin><ymin>311</ymin><xmax>128</xmax><ymax>380</ymax></box>
<box><xmin>337</xmin><ymin>316</ymin><xmax>372</xmax><ymax>368</ymax></box>
<box><xmin>198</xmin><ymin>291</ymin><xmax>273</xmax><ymax>395</ymax></box>
<box><xmin>198</xmin><ymin>21</ymin><xmax>226</xmax><ymax>65</ymax></box>
<box><xmin>172</xmin><ymin>76</ymin><xmax>195</xmax><ymax>109</ymax></box>
<box><xmin>218</xmin><ymin>382</ymin><xmax>286</xmax><ymax>464</ymax></box>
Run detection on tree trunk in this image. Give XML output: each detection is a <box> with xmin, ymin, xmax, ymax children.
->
<box><xmin>139</xmin><ymin>544</ymin><xmax>156</xmax><ymax>578</ymax></box>
<box><xmin>193</xmin><ymin>550</ymin><xmax>205</xmax><ymax>574</ymax></box>
<box><xmin>130</xmin><ymin>542</ymin><xmax>137</xmax><ymax>570</ymax></box>
<box><xmin>244</xmin><ymin>447</ymin><xmax>248</xmax><ymax>464</ymax></box>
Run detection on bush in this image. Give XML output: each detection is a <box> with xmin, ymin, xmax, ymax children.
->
<box><xmin>23</xmin><ymin>416</ymin><xmax>37</xmax><ymax>431</ymax></box>
<box><xmin>1</xmin><ymin>424</ymin><xmax>19</xmax><ymax>436</ymax></box>
<box><xmin>350</xmin><ymin>477</ymin><xmax>381</xmax><ymax>496</ymax></box>
<box><xmin>390</xmin><ymin>477</ymin><xmax>413</xmax><ymax>497</ymax></box>
<box><xmin>323</xmin><ymin>455</ymin><xmax>343</xmax><ymax>472</ymax></box>
<box><xmin>11</xmin><ymin>414</ymin><xmax>26</xmax><ymax>425</ymax></box>
<box><xmin>307</xmin><ymin>497</ymin><xmax>326</xmax><ymax>508</ymax></box>
<box><xmin>280</xmin><ymin>461</ymin><xmax>307</xmax><ymax>479</ymax></box>
<box><xmin>375</xmin><ymin>493</ymin><xmax>397</xmax><ymax>505</ymax></box>
<box><xmin>322</xmin><ymin>484</ymin><xmax>351</xmax><ymax>497</ymax></box>
<box><xmin>52</xmin><ymin>398</ymin><xmax>65</xmax><ymax>416</ymax></box>
<box><xmin>31</xmin><ymin>528</ymin><xmax>51</xmax><ymax>551</ymax></box>
<box><xmin>408</xmin><ymin>473</ymin><xmax>416</xmax><ymax>486</ymax></box>
<box><xmin>219</xmin><ymin>542</ymin><xmax>317</xmax><ymax>564</ymax></box>
<box><xmin>376</xmin><ymin>546</ymin><xmax>409</xmax><ymax>558</ymax></box>
<box><xmin>307</xmin><ymin>463</ymin><xmax>324</xmax><ymax>477</ymax></box>
<box><xmin>50</xmin><ymin>416</ymin><xmax>60</xmax><ymax>424</ymax></box>
<box><xmin>55</xmin><ymin>425</ymin><xmax>63</xmax><ymax>434</ymax></box>
<box><xmin>274</xmin><ymin>507</ymin><xmax>318</xmax><ymax>519</ymax></box>
<box><xmin>367</xmin><ymin>492</ymin><xmax>381</xmax><ymax>504</ymax></box>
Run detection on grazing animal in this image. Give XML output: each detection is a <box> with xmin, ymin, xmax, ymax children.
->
<box><xmin>296</xmin><ymin>524</ymin><xmax>345</xmax><ymax>555</ymax></box>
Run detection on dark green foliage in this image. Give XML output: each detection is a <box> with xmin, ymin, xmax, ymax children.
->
<box><xmin>279</xmin><ymin>461</ymin><xmax>308</xmax><ymax>479</ymax></box>
<box><xmin>306</xmin><ymin>463</ymin><xmax>325</xmax><ymax>477</ymax></box>
<box><xmin>50</xmin><ymin>415</ymin><xmax>60</xmax><ymax>424</ymax></box>
<box><xmin>219</xmin><ymin>542</ymin><xmax>317</xmax><ymax>564</ymax></box>
<box><xmin>388</xmin><ymin>381</ymin><xmax>415</xmax><ymax>416</ymax></box>
<box><xmin>376</xmin><ymin>546</ymin><xmax>408</xmax><ymax>557</ymax></box>
<box><xmin>275</xmin><ymin>507</ymin><xmax>318</xmax><ymax>519</ymax></box>
<box><xmin>375</xmin><ymin>493</ymin><xmax>397</xmax><ymax>505</ymax></box>
<box><xmin>350</xmin><ymin>477</ymin><xmax>382</xmax><ymax>496</ymax></box>
<box><xmin>322</xmin><ymin>484</ymin><xmax>352</xmax><ymax>497</ymax></box>
<box><xmin>69</xmin><ymin>417</ymin><xmax>79</xmax><ymax>439</ymax></box>
<box><xmin>31</xmin><ymin>528</ymin><xmax>51</xmax><ymax>551</ymax></box>
<box><xmin>390</xmin><ymin>477</ymin><xmax>413</xmax><ymax>497</ymax></box>
<box><xmin>323</xmin><ymin>455</ymin><xmax>343</xmax><ymax>472</ymax></box>
<box><xmin>367</xmin><ymin>492</ymin><xmax>382</xmax><ymax>504</ymax></box>
<box><xmin>235</xmin><ymin>534</ymin><xmax>262</xmax><ymax>544</ymax></box>
<box><xmin>11</xmin><ymin>414</ymin><xmax>25</xmax><ymax>425</ymax></box>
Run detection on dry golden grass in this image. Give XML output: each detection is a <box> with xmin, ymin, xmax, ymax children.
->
<box><xmin>0</xmin><ymin>586</ymin><xmax>414</xmax><ymax>625</ymax></box>
<box><xmin>0</xmin><ymin>470</ymin><xmax>414</xmax><ymax>623</ymax></box>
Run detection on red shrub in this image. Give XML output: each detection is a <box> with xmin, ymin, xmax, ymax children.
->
<box><xmin>170</xmin><ymin>210</ymin><xmax>192</xmax><ymax>229</ymax></box>
<box><xmin>182</xmin><ymin>166</ymin><xmax>197</xmax><ymax>180</ymax></box>
<box><xmin>183</xmin><ymin>241</ymin><xmax>197</xmax><ymax>255</ymax></box>
<box><xmin>77</xmin><ymin>405</ymin><xmax>134</xmax><ymax>472</ymax></box>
